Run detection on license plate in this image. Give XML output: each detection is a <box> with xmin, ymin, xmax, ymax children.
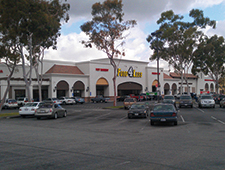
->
<box><xmin>185</xmin><ymin>104</ymin><xmax>187</xmax><ymax>106</ymax></box>
<box><xmin>24</xmin><ymin>108</ymin><xmax>28</xmax><ymax>111</ymax></box>
<box><xmin>40</xmin><ymin>110</ymin><xmax>45</xmax><ymax>113</ymax></box>
<box><xmin>160</xmin><ymin>118</ymin><xmax>166</xmax><ymax>122</ymax></box>
<box><xmin>135</xmin><ymin>113</ymin><xmax>139</xmax><ymax>116</ymax></box>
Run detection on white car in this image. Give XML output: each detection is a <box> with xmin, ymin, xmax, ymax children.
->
<box><xmin>59</xmin><ymin>97</ymin><xmax>76</xmax><ymax>105</ymax></box>
<box><xmin>19</xmin><ymin>102</ymin><xmax>41</xmax><ymax>117</ymax></box>
<box><xmin>3</xmin><ymin>99</ymin><xmax>19</xmax><ymax>109</ymax></box>
<box><xmin>44</xmin><ymin>98</ymin><xmax>62</xmax><ymax>105</ymax></box>
<box><xmin>198</xmin><ymin>95</ymin><xmax>215</xmax><ymax>108</ymax></box>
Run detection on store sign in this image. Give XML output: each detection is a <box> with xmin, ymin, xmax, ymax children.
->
<box><xmin>117</xmin><ymin>66</ymin><xmax>142</xmax><ymax>78</ymax></box>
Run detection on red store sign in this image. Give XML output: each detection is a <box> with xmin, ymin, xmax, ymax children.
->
<box><xmin>96</xmin><ymin>68</ymin><xmax>109</xmax><ymax>72</ymax></box>
<box><xmin>152</xmin><ymin>72</ymin><xmax>160</xmax><ymax>75</ymax></box>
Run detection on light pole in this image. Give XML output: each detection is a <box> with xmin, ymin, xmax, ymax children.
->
<box><xmin>151</xmin><ymin>31</ymin><xmax>162</xmax><ymax>103</ymax></box>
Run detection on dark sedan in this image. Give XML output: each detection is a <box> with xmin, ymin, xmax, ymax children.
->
<box><xmin>127</xmin><ymin>103</ymin><xmax>149</xmax><ymax>119</ymax></box>
<box><xmin>150</xmin><ymin>103</ymin><xmax>178</xmax><ymax>126</ymax></box>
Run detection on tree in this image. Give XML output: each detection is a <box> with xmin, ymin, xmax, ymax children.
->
<box><xmin>147</xmin><ymin>9</ymin><xmax>216</xmax><ymax>94</ymax></box>
<box><xmin>192</xmin><ymin>35</ymin><xmax>225</xmax><ymax>94</ymax></box>
<box><xmin>0</xmin><ymin>0</ymin><xmax>70</xmax><ymax>102</ymax></box>
<box><xmin>0</xmin><ymin>45</ymin><xmax>20</xmax><ymax>111</ymax></box>
<box><xmin>80</xmin><ymin>0</ymin><xmax>136</xmax><ymax>106</ymax></box>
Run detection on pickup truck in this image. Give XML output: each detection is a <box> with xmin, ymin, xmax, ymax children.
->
<box><xmin>91</xmin><ymin>95</ymin><xmax>109</xmax><ymax>103</ymax></box>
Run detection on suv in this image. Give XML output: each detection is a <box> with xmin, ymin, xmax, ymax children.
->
<box><xmin>179</xmin><ymin>95</ymin><xmax>193</xmax><ymax>108</ymax></box>
<box><xmin>17</xmin><ymin>97</ymin><xmax>28</xmax><ymax>106</ymax></box>
<box><xmin>123</xmin><ymin>98</ymin><xmax>137</xmax><ymax>109</ymax></box>
<box><xmin>198</xmin><ymin>95</ymin><xmax>215</xmax><ymax>108</ymax></box>
<box><xmin>3</xmin><ymin>99</ymin><xmax>19</xmax><ymax>109</ymax></box>
<box><xmin>163</xmin><ymin>95</ymin><xmax>176</xmax><ymax>106</ymax></box>
<box><xmin>58</xmin><ymin>97</ymin><xmax>76</xmax><ymax>105</ymax></box>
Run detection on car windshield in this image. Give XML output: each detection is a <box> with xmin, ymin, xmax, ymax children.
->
<box><xmin>153</xmin><ymin>105</ymin><xmax>174</xmax><ymax>111</ymax></box>
<box><xmin>24</xmin><ymin>103</ymin><xmax>37</xmax><ymax>107</ymax></box>
<box><xmin>52</xmin><ymin>98</ymin><xmax>58</xmax><ymax>100</ymax></box>
<box><xmin>180</xmin><ymin>96</ymin><xmax>191</xmax><ymax>99</ymax></box>
<box><xmin>8</xmin><ymin>100</ymin><xmax>17</xmax><ymax>103</ymax></box>
<box><xmin>131</xmin><ymin>104</ymin><xmax>145</xmax><ymax>109</ymax></box>
<box><xmin>125</xmin><ymin>98</ymin><xmax>134</xmax><ymax>102</ymax></box>
<box><xmin>39</xmin><ymin>103</ymin><xmax>53</xmax><ymax>108</ymax></box>
<box><xmin>201</xmin><ymin>95</ymin><xmax>213</xmax><ymax>99</ymax></box>
<box><xmin>164</xmin><ymin>96</ymin><xmax>174</xmax><ymax>99</ymax></box>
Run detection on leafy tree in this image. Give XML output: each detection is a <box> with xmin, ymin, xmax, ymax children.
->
<box><xmin>147</xmin><ymin>9</ymin><xmax>216</xmax><ymax>94</ymax></box>
<box><xmin>0</xmin><ymin>45</ymin><xmax>20</xmax><ymax>111</ymax></box>
<box><xmin>192</xmin><ymin>35</ymin><xmax>225</xmax><ymax>93</ymax></box>
<box><xmin>80</xmin><ymin>0</ymin><xmax>136</xmax><ymax>106</ymax></box>
<box><xmin>0</xmin><ymin>0</ymin><xmax>70</xmax><ymax>102</ymax></box>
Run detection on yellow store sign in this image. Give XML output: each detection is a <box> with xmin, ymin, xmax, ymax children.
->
<box><xmin>117</xmin><ymin>67</ymin><xmax>142</xmax><ymax>78</ymax></box>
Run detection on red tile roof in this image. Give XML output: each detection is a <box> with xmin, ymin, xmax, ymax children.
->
<box><xmin>45</xmin><ymin>65</ymin><xmax>84</xmax><ymax>75</ymax></box>
<box><xmin>170</xmin><ymin>72</ymin><xmax>197</xmax><ymax>78</ymax></box>
<box><xmin>163</xmin><ymin>73</ymin><xmax>173</xmax><ymax>79</ymax></box>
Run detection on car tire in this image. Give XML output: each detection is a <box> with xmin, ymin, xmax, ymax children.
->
<box><xmin>191</xmin><ymin>105</ymin><xmax>193</xmax><ymax>108</ymax></box>
<box><xmin>128</xmin><ymin>115</ymin><xmax>131</xmax><ymax>119</ymax></box>
<box><xmin>174</xmin><ymin>121</ymin><xmax>178</xmax><ymax>126</ymax></box>
<box><xmin>150</xmin><ymin>121</ymin><xmax>154</xmax><ymax>126</ymax></box>
<box><xmin>179</xmin><ymin>105</ymin><xmax>181</xmax><ymax>108</ymax></box>
<box><xmin>54</xmin><ymin>113</ymin><xmax>58</xmax><ymax>119</ymax></box>
<box><xmin>213</xmin><ymin>105</ymin><xmax>215</xmax><ymax>108</ymax></box>
<box><xmin>220</xmin><ymin>104</ymin><xmax>222</xmax><ymax>108</ymax></box>
<box><xmin>63</xmin><ymin>111</ymin><xmax>67</xmax><ymax>117</ymax></box>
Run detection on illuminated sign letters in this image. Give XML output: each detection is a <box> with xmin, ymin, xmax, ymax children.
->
<box><xmin>117</xmin><ymin>66</ymin><xmax>142</xmax><ymax>78</ymax></box>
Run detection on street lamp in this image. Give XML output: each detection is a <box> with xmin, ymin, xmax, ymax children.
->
<box><xmin>151</xmin><ymin>31</ymin><xmax>162</xmax><ymax>103</ymax></box>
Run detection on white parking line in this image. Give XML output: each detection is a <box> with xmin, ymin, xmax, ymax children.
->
<box><xmin>180</xmin><ymin>115</ymin><xmax>185</xmax><ymax>123</ymax></box>
<box><xmin>95</xmin><ymin>112</ymin><xmax>111</xmax><ymax>119</ymax></box>
<box><xmin>196</xmin><ymin>108</ymin><xmax>204</xmax><ymax>113</ymax></box>
<box><xmin>211</xmin><ymin>116</ymin><xmax>225</xmax><ymax>125</ymax></box>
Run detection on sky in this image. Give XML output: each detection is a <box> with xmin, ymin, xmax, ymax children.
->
<box><xmin>44</xmin><ymin>0</ymin><xmax>225</xmax><ymax>70</ymax></box>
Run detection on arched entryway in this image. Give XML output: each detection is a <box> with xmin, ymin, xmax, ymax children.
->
<box><xmin>172</xmin><ymin>83</ymin><xmax>177</xmax><ymax>95</ymax></box>
<box><xmin>96</xmin><ymin>78</ymin><xmax>109</xmax><ymax>96</ymax></box>
<box><xmin>56</xmin><ymin>80</ymin><xmax>69</xmax><ymax>98</ymax></box>
<box><xmin>72</xmin><ymin>81</ymin><xmax>85</xmax><ymax>97</ymax></box>
<box><xmin>164</xmin><ymin>83</ymin><xmax>170</xmax><ymax>95</ymax></box>
<box><xmin>117</xmin><ymin>82</ymin><xmax>142</xmax><ymax>96</ymax></box>
<box><xmin>210</xmin><ymin>83</ymin><xmax>214</xmax><ymax>92</ymax></box>
<box><xmin>205</xmin><ymin>83</ymin><xmax>209</xmax><ymax>91</ymax></box>
<box><xmin>152</xmin><ymin>80</ymin><xmax>160</xmax><ymax>92</ymax></box>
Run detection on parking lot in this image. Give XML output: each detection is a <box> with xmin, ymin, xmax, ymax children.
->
<box><xmin>1</xmin><ymin>101</ymin><xmax>225</xmax><ymax>170</ymax></box>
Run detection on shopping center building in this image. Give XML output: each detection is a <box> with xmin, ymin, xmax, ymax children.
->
<box><xmin>0</xmin><ymin>58</ymin><xmax>216</xmax><ymax>101</ymax></box>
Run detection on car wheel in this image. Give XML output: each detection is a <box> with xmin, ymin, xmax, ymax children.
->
<box><xmin>174</xmin><ymin>121</ymin><xmax>178</xmax><ymax>126</ymax></box>
<box><xmin>63</xmin><ymin>111</ymin><xmax>67</xmax><ymax>117</ymax></box>
<box><xmin>213</xmin><ymin>105</ymin><xmax>215</xmax><ymax>108</ymax></box>
<box><xmin>191</xmin><ymin>105</ymin><xmax>193</xmax><ymax>108</ymax></box>
<box><xmin>54</xmin><ymin>113</ymin><xmax>58</xmax><ymax>119</ymax></box>
<box><xmin>128</xmin><ymin>115</ymin><xmax>131</xmax><ymax>119</ymax></box>
<box><xmin>179</xmin><ymin>105</ymin><xmax>181</xmax><ymax>108</ymax></box>
<box><xmin>150</xmin><ymin>121</ymin><xmax>154</xmax><ymax>126</ymax></box>
<box><xmin>220</xmin><ymin>104</ymin><xmax>221</xmax><ymax>108</ymax></box>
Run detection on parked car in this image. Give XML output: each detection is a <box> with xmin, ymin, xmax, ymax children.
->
<box><xmin>149</xmin><ymin>103</ymin><xmax>178</xmax><ymax>126</ymax></box>
<box><xmin>198</xmin><ymin>95</ymin><xmax>215</xmax><ymax>108</ymax></box>
<box><xmin>91</xmin><ymin>95</ymin><xmax>108</xmax><ymax>103</ymax></box>
<box><xmin>35</xmin><ymin>102</ymin><xmax>67</xmax><ymax>120</ymax></box>
<box><xmin>174</xmin><ymin>93</ymin><xmax>181</xmax><ymax>99</ymax></box>
<box><xmin>59</xmin><ymin>97</ymin><xmax>76</xmax><ymax>105</ymax></box>
<box><xmin>163</xmin><ymin>95</ymin><xmax>176</xmax><ymax>106</ymax></box>
<box><xmin>215</xmin><ymin>95</ymin><xmax>225</xmax><ymax>104</ymax></box>
<box><xmin>71</xmin><ymin>97</ymin><xmax>85</xmax><ymax>104</ymax></box>
<box><xmin>17</xmin><ymin>97</ymin><xmax>28</xmax><ymax>106</ymax></box>
<box><xmin>219</xmin><ymin>98</ymin><xmax>225</xmax><ymax>108</ymax></box>
<box><xmin>179</xmin><ymin>95</ymin><xmax>193</xmax><ymax>108</ymax></box>
<box><xmin>127</xmin><ymin>102</ymin><xmax>149</xmax><ymax>119</ymax></box>
<box><xmin>123</xmin><ymin>98</ymin><xmax>137</xmax><ymax>109</ymax></box>
<box><xmin>117</xmin><ymin>95</ymin><xmax>130</xmax><ymax>102</ymax></box>
<box><xmin>19</xmin><ymin>102</ymin><xmax>41</xmax><ymax>117</ymax></box>
<box><xmin>43</xmin><ymin>98</ymin><xmax>62</xmax><ymax>105</ymax></box>
<box><xmin>2</xmin><ymin>99</ymin><xmax>19</xmax><ymax>109</ymax></box>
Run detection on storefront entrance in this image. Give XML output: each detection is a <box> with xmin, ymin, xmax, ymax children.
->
<box><xmin>117</xmin><ymin>82</ymin><xmax>142</xmax><ymax>96</ymax></box>
<box><xmin>72</xmin><ymin>81</ymin><xmax>85</xmax><ymax>97</ymax></box>
<box><xmin>96</xmin><ymin>78</ymin><xmax>109</xmax><ymax>97</ymax></box>
<box><xmin>56</xmin><ymin>80</ymin><xmax>69</xmax><ymax>98</ymax></box>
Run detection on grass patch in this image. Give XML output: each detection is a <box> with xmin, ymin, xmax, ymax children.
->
<box><xmin>0</xmin><ymin>112</ymin><xmax>19</xmax><ymax>117</ymax></box>
<box><xmin>103</xmin><ymin>106</ymin><xmax>124</xmax><ymax>109</ymax></box>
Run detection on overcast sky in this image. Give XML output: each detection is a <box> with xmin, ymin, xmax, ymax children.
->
<box><xmin>44</xmin><ymin>0</ymin><xmax>225</xmax><ymax>69</ymax></box>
